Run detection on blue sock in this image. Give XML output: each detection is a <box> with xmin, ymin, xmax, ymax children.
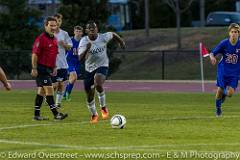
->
<box><xmin>67</xmin><ymin>83</ymin><xmax>74</xmax><ymax>95</ymax></box>
<box><xmin>223</xmin><ymin>89</ymin><xmax>227</xmax><ymax>96</ymax></box>
<box><xmin>63</xmin><ymin>85</ymin><xmax>68</xmax><ymax>97</ymax></box>
<box><xmin>216</xmin><ymin>99</ymin><xmax>222</xmax><ymax>108</ymax></box>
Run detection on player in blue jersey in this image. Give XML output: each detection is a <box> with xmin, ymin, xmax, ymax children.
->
<box><xmin>63</xmin><ymin>26</ymin><xmax>83</xmax><ymax>101</ymax></box>
<box><xmin>209</xmin><ymin>23</ymin><xmax>240</xmax><ymax>117</ymax></box>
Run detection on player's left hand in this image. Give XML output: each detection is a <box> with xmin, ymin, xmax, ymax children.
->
<box><xmin>4</xmin><ymin>82</ymin><xmax>11</xmax><ymax>91</ymax></box>
<box><xmin>119</xmin><ymin>41</ymin><xmax>126</xmax><ymax>49</ymax></box>
<box><xmin>31</xmin><ymin>69</ymin><xmax>38</xmax><ymax>77</ymax></box>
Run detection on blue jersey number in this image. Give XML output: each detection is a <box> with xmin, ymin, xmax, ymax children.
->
<box><xmin>225</xmin><ymin>54</ymin><xmax>238</xmax><ymax>64</ymax></box>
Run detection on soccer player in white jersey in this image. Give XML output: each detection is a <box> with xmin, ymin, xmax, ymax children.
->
<box><xmin>78</xmin><ymin>21</ymin><xmax>125</xmax><ymax>124</ymax></box>
<box><xmin>53</xmin><ymin>13</ymin><xmax>73</xmax><ymax>108</ymax></box>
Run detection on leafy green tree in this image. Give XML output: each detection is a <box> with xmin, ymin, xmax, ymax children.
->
<box><xmin>0</xmin><ymin>0</ymin><xmax>42</xmax><ymax>79</ymax></box>
<box><xmin>0</xmin><ymin>0</ymin><xmax>42</xmax><ymax>49</ymax></box>
<box><xmin>58</xmin><ymin>0</ymin><xmax>109</xmax><ymax>34</ymax></box>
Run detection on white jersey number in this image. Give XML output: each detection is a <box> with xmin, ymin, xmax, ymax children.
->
<box><xmin>225</xmin><ymin>54</ymin><xmax>238</xmax><ymax>64</ymax></box>
<box><xmin>73</xmin><ymin>48</ymin><xmax>78</xmax><ymax>55</ymax></box>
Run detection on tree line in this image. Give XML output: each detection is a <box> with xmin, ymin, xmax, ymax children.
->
<box><xmin>0</xmin><ymin>0</ymin><xmax>236</xmax><ymax>79</ymax></box>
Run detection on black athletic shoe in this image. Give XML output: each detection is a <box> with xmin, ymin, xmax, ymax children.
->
<box><xmin>56</xmin><ymin>104</ymin><xmax>61</xmax><ymax>109</ymax></box>
<box><xmin>54</xmin><ymin>113</ymin><xmax>68</xmax><ymax>120</ymax></box>
<box><xmin>216</xmin><ymin>107</ymin><xmax>222</xmax><ymax>117</ymax></box>
<box><xmin>33</xmin><ymin>116</ymin><xmax>49</xmax><ymax>121</ymax></box>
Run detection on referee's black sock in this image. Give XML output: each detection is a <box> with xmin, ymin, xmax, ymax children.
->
<box><xmin>34</xmin><ymin>94</ymin><xmax>43</xmax><ymax>117</ymax></box>
<box><xmin>46</xmin><ymin>95</ymin><xmax>58</xmax><ymax>116</ymax></box>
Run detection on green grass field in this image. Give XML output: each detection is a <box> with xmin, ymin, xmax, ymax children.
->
<box><xmin>1</xmin><ymin>90</ymin><xmax>240</xmax><ymax>160</ymax></box>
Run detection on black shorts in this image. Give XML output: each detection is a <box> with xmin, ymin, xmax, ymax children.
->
<box><xmin>36</xmin><ymin>75</ymin><xmax>53</xmax><ymax>87</ymax></box>
<box><xmin>36</xmin><ymin>64</ymin><xmax>53</xmax><ymax>87</ymax></box>
<box><xmin>52</xmin><ymin>69</ymin><xmax>68</xmax><ymax>83</ymax></box>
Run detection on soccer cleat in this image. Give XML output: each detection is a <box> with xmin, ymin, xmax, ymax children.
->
<box><xmin>216</xmin><ymin>107</ymin><xmax>222</xmax><ymax>117</ymax></box>
<box><xmin>56</xmin><ymin>103</ymin><xmax>61</xmax><ymax>109</ymax></box>
<box><xmin>65</xmin><ymin>92</ymin><xmax>71</xmax><ymax>101</ymax></box>
<box><xmin>90</xmin><ymin>114</ymin><xmax>99</xmax><ymax>124</ymax></box>
<box><xmin>33</xmin><ymin>116</ymin><xmax>49</xmax><ymax>121</ymax></box>
<box><xmin>100</xmin><ymin>107</ymin><xmax>109</xmax><ymax>120</ymax></box>
<box><xmin>54</xmin><ymin>112</ymin><xmax>68</xmax><ymax>120</ymax></box>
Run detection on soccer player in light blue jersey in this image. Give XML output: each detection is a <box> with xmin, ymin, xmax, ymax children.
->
<box><xmin>209</xmin><ymin>23</ymin><xmax>240</xmax><ymax>117</ymax></box>
<box><xmin>63</xmin><ymin>26</ymin><xmax>83</xmax><ymax>101</ymax></box>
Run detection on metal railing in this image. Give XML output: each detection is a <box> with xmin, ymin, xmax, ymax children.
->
<box><xmin>0</xmin><ymin>49</ymin><xmax>216</xmax><ymax>80</ymax></box>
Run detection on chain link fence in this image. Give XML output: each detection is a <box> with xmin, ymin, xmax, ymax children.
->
<box><xmin>0</xmin><ymin>50</ymin><xmax>32</xmax><ymax>80</ymax></box>
<box><xmin>0</xmin><ymin>50</ymin><xmax>217</xmax><ymax>80</ymax></box>
<box><xmin>110</xmin><ymin>50</ymin><xmax>216</xmax><ymax>80</ymax></box>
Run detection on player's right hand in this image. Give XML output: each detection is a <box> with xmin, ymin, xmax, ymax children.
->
<box><xmin>210</xmin><ymin>56</ymin><xmax>217</xmax><ymax>65</ymax></box>
<box><xmin>84</xmin><ymin>43</ymin><xmax>92</xmax><ymax>60</ymax></box>
<box><xmin>31</xmin><ymin>69</ymin><xmax>38</xmax><ymax>77</ymax></box>
<box><xmin>59</xmin><ymin>40</ymin><xmax>65</xmax><ymax>47</ymax></box>
<box><xmin>86</xmin><ymin>43</ymin><xmax>92</xmax><ymax>50</ymax></box>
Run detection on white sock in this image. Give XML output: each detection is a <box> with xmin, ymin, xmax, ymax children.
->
<box><xmin>87</xmin><ymin>100</ymin><xmax>97</xmax><ymax>115</ymax></box>
<box><xmin>97</xmin><ymin>91</ymin><xmax>106</xmax><ymax>108</ymax></box>
<box><xmin>56</xmin><ymin>91</ymin><xmax>63</xmax><ymax>105</ymax></box>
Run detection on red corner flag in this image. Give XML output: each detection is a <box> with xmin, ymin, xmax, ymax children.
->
<box><xmin>199</xmin><ymin>42</ymin><xmax>209</xmax><ymax>57</ymax></box>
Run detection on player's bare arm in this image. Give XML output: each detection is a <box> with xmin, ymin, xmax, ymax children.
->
<box><xmin>59</xmin><ymin>40</ymin><xmax>72</xmax><ymax>51</ymax></box>
<box><xmin>31</xmin><ymin>53</ymin><xmax>38</xmax><ymax>77</ymax></box>
<box><xmin>112</xmin><ymin>32</ymin><xmax>126</xmax><ymax>49</ymax></box>
<box><xmin>79</xmin><ymin>43</ymin><xmax>92</xmax><ymax>61</ymax></box>
<box><xmin>0</xmin><ymin>67</ymin><xmax>11</xmax><ymax>90</ymax></box>
<box><xmin>209</xmin><ymin>53</ymin><xmax>217</xmax><ymax>65</ymax></box>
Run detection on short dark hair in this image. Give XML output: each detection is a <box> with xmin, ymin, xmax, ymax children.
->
<box><xmin>86</xmin><ymin>21</ymin><xmax>97</xmax><ymax>29</ymax></box>
<box><xmin>53</xmin><ymin>13</ymin><xmax>63</xmax><ymax>19</ymax></box>
<box><xmin>44</xmin><ymin>16</ymin><xmax>57</xmax><ymax>26</ymax></box>
<box><xmin>74</xmin><ymin>25</ymin><xmax>83</xmax><ymax>31</ymax></box>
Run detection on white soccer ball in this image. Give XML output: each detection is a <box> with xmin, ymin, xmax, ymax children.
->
<box><xmin>110</xmin><ymin>114</ymin><xmax>126</xmax><ymax>129</ymax></box>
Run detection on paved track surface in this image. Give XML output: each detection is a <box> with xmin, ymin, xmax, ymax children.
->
<box><xmin>6</xmin><ymin>80</ymin><xmax>220</xmax><ymax>93</ymax></box>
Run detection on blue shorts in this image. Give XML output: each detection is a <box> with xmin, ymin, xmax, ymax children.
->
<box><xmin>68</xmin><ymin>61</ymin><xmax>81</xmax><ymax>76</ymax></box>
<box><xmin>216</xmin><ymin>75</ymin><xmax>238</xmax><ymax>89</ymax></box>
<box><xmin>52</xmin><ymin>69</ymin><xmax>68</xmax><ymax>83</ymax></box>
<box><xmin>84</xmin><ymin>67</ymin><xmax>108</xmax><ymax>91</ymax></box>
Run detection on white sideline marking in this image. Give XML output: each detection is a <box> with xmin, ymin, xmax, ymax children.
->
<box><xmin>0</xmin><ymin>121</ymin><xmax>88</xmax><ymax>131</ymax></box>
<box><xmin>0</xmin><ymin>124</ymin><xmax>54</xmax><ymax>131</ymax></box>
<box><xmin>0</xmin><ymin>115</ymin><xmax>240</xmax><ymax>131</ymax></box>
<box><xmin>133</xmin><ymin>115</ymin><xmax>240</xmax><ymax>122</ymax></box>
<box><xmin>1</xmin><ymin>116</ymin><xmax>240</xmax><ymax>151</ymax></box>
<box><xmin>1</xmin><ymin>139</ymin><xmax>240</xmax><ymax>151</ymax></box>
